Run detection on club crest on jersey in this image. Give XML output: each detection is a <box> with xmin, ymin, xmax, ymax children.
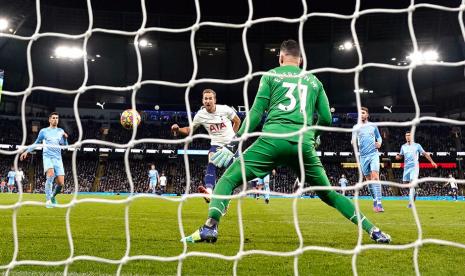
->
<box><xmin>209</xmin><ymin>123</ymin><xmax>226</xmax><ymax>132</ymax></box>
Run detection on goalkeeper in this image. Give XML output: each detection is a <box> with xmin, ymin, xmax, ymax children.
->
<box><xmin>182</xmin><ymin>39</ymin><xmax>391</xmax><ymax>244</ymax></box>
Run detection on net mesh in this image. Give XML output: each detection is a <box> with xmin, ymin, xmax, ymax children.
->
<box><xmin>1</xmin><ymin>0</ymin><xmax>465</xmax><ymax>275</ymax></box>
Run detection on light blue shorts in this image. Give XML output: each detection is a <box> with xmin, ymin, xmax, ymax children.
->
<box><xmin>360</xmin><ymin>154</ymin><xmax>380</xmax><ymax>176</ymax></box>
<box><xmin>403</xmin><ymin>166</ymin><xmax>419</xmax><ymax>182</ymax></box>
<box><xmin>149</xmin><ymin>179</ymin><xmax>157</xmax><ymax>187</ymax></box>
<box><xmin>8</xmin><ymin>178</ymin><xmax>15</xmax><ymax>185</ymax></box>
<box><xmin>43</xmin><ymin>157</ymin><xmax>65</xmax><ymax>176</ymax></box>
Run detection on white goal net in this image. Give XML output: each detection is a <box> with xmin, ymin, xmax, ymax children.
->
<box><xmin>1</xmin><ymin>0</ymin><xmax>465</xmax><ymax>275</ymax></box>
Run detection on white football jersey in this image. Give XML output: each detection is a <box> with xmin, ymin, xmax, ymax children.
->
<box><xmin>160</xmin><ymin>176</ymin><xmax>167</xmax><ymax>186</ymax></box>
<box><xmin>15</xmin><ymin>171</ymin><xmax>24</xmax><ymax>182</ymax></box>
<box><xmin>449</xmin><ymin>178</ymin><xmax>458</xmax><ymax>189</ymax></box>
<box><xmin>192</xmin><ymin>104</ymin><xmax>237</xmax><ymax>146</ymax></box>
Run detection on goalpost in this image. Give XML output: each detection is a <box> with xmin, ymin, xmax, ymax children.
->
<box><xmin>1</xmin><ymin>0</ymin><xmax>465</xmax><ymax>275</ymax></box>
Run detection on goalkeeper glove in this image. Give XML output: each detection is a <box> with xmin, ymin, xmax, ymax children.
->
<box><xmin>314</xmin><ymin>135</ymin><xmax>321</xmax><ymax>149</ymax></box>
<box><xmin>211</xmin><ymin>140</ymin><xmax>239</xmax><ymax>168</ymax></box>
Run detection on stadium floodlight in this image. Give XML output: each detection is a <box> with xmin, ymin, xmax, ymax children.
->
<box><xmin>0</xmin><ymin>18</ymin><xmax>9</xmax><ymax>31</ymax></box>
<box><xmin>338</xmin><ymin>41</ymin><xmax>355</xmax><ymax>51</ymax></box>
<box><xmin>343</xmin><ymin>41</ymin><xmax>353</xmax><ymax>50</ymax></box>
<box><xmin>54</xmin><ymin>46</ymin><xmax>85</xmax><ymax>59</ymax></box>
<box><xmin>137</xmin><ymin>39</ymin><xmax>152</xmax><ymax>47</ymax></box>
<box><xmin>406</xmin><ymin>50</ymin><xmax>439</xmax><ymax>63</ymax></box>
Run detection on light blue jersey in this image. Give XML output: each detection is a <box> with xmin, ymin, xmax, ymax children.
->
<box><xmin>7</xmin><ymin>171</ymin><xmax>16</xmax><ymax>185</ymax></box>
<box><xmin>27</xmin><ymin>127</ymin><xmax>68</xmax><ymax>159</ymax></box>
<box><xmin>400</xmin><ymin>143</ymin><xmax>425</xmax><ymax>168</ymax></box>
<box><xmin>27</xmin><ymin>127</ymin><xmax>67</xmax><ymax>175</ymax></box>
<box><xmin>149</xmin><ymin>169</ymin><xmax>159</xmax><ymax>185</ymax></box>
<box><xmin>356</xmin><ymin>123</ymin><xmax>382</xmax><ymax>157</ymax></box>
<box><xmin>401</xmin><ymin>142</ymin><xmax>425</xmax><ymax>182</ymax></box>
<box><xmin>339</xmin><ymin>177</ymin><xmax>348</xmax><ymax>187</ymax></box>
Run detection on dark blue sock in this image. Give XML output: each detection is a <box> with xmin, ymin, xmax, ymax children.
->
<box><xmin>204</xmin><ymin>163</ymin><xmax>217</xmax><ymax>189</ymax></box>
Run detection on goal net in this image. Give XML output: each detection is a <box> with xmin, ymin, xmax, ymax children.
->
<box><xmin>1</xmin><ymin>0</ymin><xmax>465</xmax><ymax>275</ymax></box>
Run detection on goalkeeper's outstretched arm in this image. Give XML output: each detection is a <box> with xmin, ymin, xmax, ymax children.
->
<box><xmin>237</xmin><ymin>76</ymin><xmax>270</xmax><ymax>136</ymax></box>
<box><xmin>314</xmin><ymin>84</ymin><xmax>332</xmax><ymax>137</ymax></box>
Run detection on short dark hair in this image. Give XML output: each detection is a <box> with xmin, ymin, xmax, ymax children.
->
<box><xmin>49</xmin><ymin>112</ymin><xmax>59</xmax><ymax>118</ymax></box>
<box><xmin>405</xmin><ymin>131</ymin><xmax>411</xmax><ymax>135</ymax></box>
<box><xmin>361</xmin><ymin>107</ymin><xmax>369</xmax><ymax>113</ymax></box>
<box><xmin>202</xmin><ymin>89</ymin><xmax>216</xmax><ymax>98</ymax></box>
<box><xmin>280</xmin><ymin>39</ymin><xmax>301</xmax><ymax>58</ymax></box>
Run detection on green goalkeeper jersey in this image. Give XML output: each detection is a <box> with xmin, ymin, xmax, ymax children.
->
<box><xmin>237</xmin><ymin>65</ymin><xmax>332</xmax><ymax>143</ymax></box>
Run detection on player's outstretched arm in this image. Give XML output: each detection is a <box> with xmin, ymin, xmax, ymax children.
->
<box><xmin>171</xmin><ymin>124</ymin><xmax>190</xmax><ymax>137</ymax></box>
<box><xmin>315</xmin><ymin>84</ymin><xmax>331</xmax><ymax>140</ymax></box>
<box><xmin>20</xmin><ymin>129</ymin><xmax>45</xmax><ymax>161</ymax></box>
<box><xmin>422</xmin><ymin>152</ymin><xmax>437</xmax><ymax>168</ymax></box>
<box><xmin>374</xmin><ymin>127</ymin><xmax>382</xmax><ymax>149</ymax></box>
<box><xmin>231</xmin><ymin>115</ymin><xmax>241</xmax><ymax>133</ymax></box>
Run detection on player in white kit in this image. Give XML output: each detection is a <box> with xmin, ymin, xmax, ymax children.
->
<box><xmin>445</xmin><ymin>174</ymin><xmax>459</xmax><ymax>201</ymax></box>
<box><xmin>15</xmin><ymin>168</ymin><xmax>25</xmax><ymax>191</ymax></box>
<box><xmin>171</xmin><ymin>89</ymin><xmax>241</xmax><ymax>202</ymax></box>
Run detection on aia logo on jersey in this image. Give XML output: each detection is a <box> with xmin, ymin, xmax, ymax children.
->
<box><xmin>209</xmin><ymin>123</ymin><xmax>226</xmax><ymax>132</ymax></box>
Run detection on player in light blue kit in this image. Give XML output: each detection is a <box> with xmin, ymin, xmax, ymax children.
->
<box><xmin>148</xmin><ymin>164</ymin><xmax>160</xmax><ymax>194</ymax></box>
<box><xmin>262</xmin><ymin>170</ymin><xmax>276</xmax><ymax>204</ymax></box>
<box><xmin>20</xmin><ymin>112</ymin><xmax>68</xmax><ymax>208</ymax></box>
<box><xmin>339</xmin><ymin>174</ymin><xmax>349</xmax><ymax>196</ymax></box>
<box><xmin>7</xmin><ymin>167</ymin><xmax>16</xmax><ymax>193</ymax></box>
<box><xmin>354</xmin><ymin>107</ymin><xmax>384</xmax><ymax>212</ymax></box>
<box><xmin>396</xmin><ymin>131</ymin><xmax>437</xmax><ymax>208</ymax></box>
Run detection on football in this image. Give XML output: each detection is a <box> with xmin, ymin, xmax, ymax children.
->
<box><xmin>120</xmin><ymin>109</ymin><xmax>141</xmax><ymax>129</ymax></box>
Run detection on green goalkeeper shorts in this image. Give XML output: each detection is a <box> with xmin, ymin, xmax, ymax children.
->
<box><xmin>223</xmin><ymin>137</ymin><xmax>330</xmax><ymax>188</ymax></box>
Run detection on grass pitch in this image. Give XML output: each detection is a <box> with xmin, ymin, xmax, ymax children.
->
<box><xmin>0</xmin><ymin>194</ymin><xmax>464</xmax><ymax>275</ymax></box>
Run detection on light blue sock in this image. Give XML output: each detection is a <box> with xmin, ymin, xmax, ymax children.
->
<box><xmin>264</xmin><ymin>183</ymin><xmax>270</xmax><ymax>201</ymax></box>
<box><xmin>368</xmin><ymin>184</ymin><xmax>376</xmax><ymax>205</ymax></box>
<box><xmin>45</xmin><ymin>176</ymin><xmax>55</xmax><ymax>201</ymax></box>
<box><xmin>372</xmin><ymin>183</ymin><xmax>382</xmax><ymax>205</ymax></box>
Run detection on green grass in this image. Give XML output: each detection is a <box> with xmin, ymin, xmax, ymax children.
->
<box><xmin>0</xmin><ymin>194</ymin><xmax>464</xmax><ymax>275</ymax></box>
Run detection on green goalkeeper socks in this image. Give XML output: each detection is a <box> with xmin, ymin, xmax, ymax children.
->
<box><xmin>208</xmin><ymin>178</ymin><xmax>235</xmax><ymax>222</ymax></box>
<box><xmin>208</xmin><ymin>177</ymin><xmax>375</xmax><ymax>234</ymax></box>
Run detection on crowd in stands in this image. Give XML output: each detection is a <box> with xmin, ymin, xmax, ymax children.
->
<box><xmin>0</xmin><ymin>113</ymin><xmax>463</xmax><ymax>198</ymax></box>
<box><xmin>0</xmin><ymin>114</ymin><xmax>464</xmax><ymax>153</ymax></box>
<box><xmin>1</xmin><ymin>153</ymin><xmax>461</xmax><ymax>199</ymax></box>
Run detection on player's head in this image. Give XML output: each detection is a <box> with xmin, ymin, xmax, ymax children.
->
<box><xmin>449</xmin><ymin>174</ymin><xmax>453</xmax><ymax>178</ymax></box>
<box><xmin>279</xmin><ymin>39</ymin><xmax>301</xmax><ymax>66</ymax></box>
<box><xmin>360</xmin><ymin>107</ymin><xmax>369</xmax><ymax>122</ymax></box>
<box><xmin>150</xmin><ymin>164</ymin><xmax>155</xmax><ymax>170</ymax></box>
<box><xmin>342</xmin><ymin>174</ymin><xmax>345</xmax><ymax>178</ymax></box>
<box><xmin>10</xmin><ymin>166</ymin><xmax>14</xmax><ymax>170</ymax></box>
<box><xmin>49</xmin><ymin>112</ymin><xmax>59</xmax><ymax>127</ymax></box>
<box><xmin>202</xmin><ymin>89</ymin><xmax>216</xmax><ymax>113</ymax></box>
<box><xmin>405</xmin><ymin>131</ymin><xmax>412</xmax><ymax>143</ymax></box>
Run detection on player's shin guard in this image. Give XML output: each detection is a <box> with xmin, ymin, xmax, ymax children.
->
<box><xmin>45</xmin><ymin>176</ymin><xmax>55</xmax><ymax>201</ymax></box>
<box><xmin>204</xmin><ymin>163</ymin><xmax>217</xmax><ymax>190</ymax></box>
<box><xmin>316</xmin><ymin>190</ymin><xmax>375</xmax><ymax>234</ymax></box>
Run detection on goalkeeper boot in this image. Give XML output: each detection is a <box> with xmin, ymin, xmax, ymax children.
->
<box><xmin>370</xmin><ymin>227</ymin><xmax>391</xmax><ymax>244</ymax></box>
<box><xmin>265</xmin><ymin>198</ymin><xmax>269</xmax><ymax>204</ymax></box>
<box><xmin>198</xmin><ymin>186</ymin><xmax>211</xmax><ymax>203</ymax></box>
<box><xmin>181</xmin><ymin>224</ymin><xmax>218</xmax><ymax>243</ymax></box>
